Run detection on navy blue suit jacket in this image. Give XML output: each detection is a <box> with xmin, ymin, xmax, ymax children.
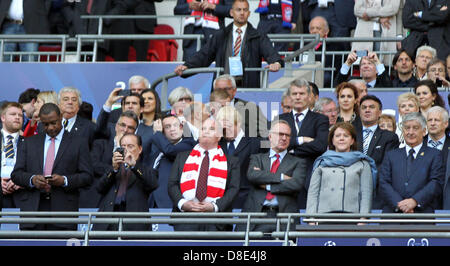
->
<box><xmin>149</xmin><ymin>132</ymin><xmax>197</xmax><ymax>208</ymax></box>
<box><xmin>379</xmin><ymin>145</ymin><xmax>444</xmax><ymax>213</ymax></box>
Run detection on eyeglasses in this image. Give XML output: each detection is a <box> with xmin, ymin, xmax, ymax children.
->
<box><xmin>418</xmin><ymin>55</ymin><xmax>433</xmax><ymax>60</ymax></box>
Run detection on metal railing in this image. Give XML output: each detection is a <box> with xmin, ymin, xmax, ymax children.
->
<box><xmin>2</xmin><ymin>211</ymin><xmax>450</xmax><ymax>246</ymax></box>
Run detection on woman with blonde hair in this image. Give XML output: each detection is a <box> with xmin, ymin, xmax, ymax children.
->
<box><xmin>396</xmin><ymin>92</ymin><xmax>420</xmax><ymax>147</ymax></box>
<box><xmin>23</xmin><ymin>90</ymin><xmax>57</xmax><ymax>137</ymax></box>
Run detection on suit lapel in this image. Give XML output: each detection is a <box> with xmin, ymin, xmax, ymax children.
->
<box><xmin>235</xmin><ymin>136</ymin><xmax>249</xmax><ymax>154</ymax></box>
<box><xmin>263</xmin><ymin>152</ymin><xmax>271</xmax><ymax>171</ymax></box>
<box><xmin>37</xmin><ymin>134</ymin><xmax>46</xmax><ymax>173</ymax></box>
<box><xmin>367</xmin><ymin>127</ymin><xmax>382</xmax><ymax>155</ymax></box>
<box><xmin>53</xmin><ymin>131</ymin><xmax>70</xmax><ymax>171</ymax></box>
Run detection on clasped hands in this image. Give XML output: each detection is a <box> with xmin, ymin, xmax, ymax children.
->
<box><xmin>182</xmin><ymin>200</ymin><xmax>215</xmax><ymax>212</ymax></box>
<box><xmin>32</xmin><ymin>174</ymin><xmax>65</xmax><ymax>190</ymax></box>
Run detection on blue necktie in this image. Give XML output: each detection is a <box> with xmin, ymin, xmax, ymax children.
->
<box><xmin>227</xmin><ymin>141</ymin><xmax>235</xmax><ymax>156</ymax></box>
<box><xmin>429</xmin><ymin>139</ymin><xmax>442</xmax><ymax>149</ymax></box>
<box><xmin>4</xmin><ymin>135</ymin><xmax>14</xmax><ymax>159</ymax></box>
<box><xmin>406</xmin><ymin>149</ymin><xmax>415</xmax><ymax>179</ymax></box>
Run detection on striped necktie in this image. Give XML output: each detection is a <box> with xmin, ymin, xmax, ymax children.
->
<box><xmin>429</xmin><ymin>139</ymin><xmax>442</xmax><ymax>149</ymax></box>
<box><xmin>4</xmin><ymin>135</ymin><xmax>14</xmax><ymax>159</ymax></box>
<box><xmin>233</xmin><ymin>28</ymin><xmax>242</xmax><ymax>56</ymax></box>
<box><xmin>362</xmin><ymin>129</ymin><xmax>372</xmax><ymax>154</ymax></box>
<box><xmin>63</xmin><ymin>119</ymin><xmax>68</xmax><ymax>130</ymax></box>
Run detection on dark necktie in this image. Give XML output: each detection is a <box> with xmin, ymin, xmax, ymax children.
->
<box><xmin>196</xmin><ymin>151</ymin><xmax>209</xmax><ymax>202</ymax></box>
<box><xmin>227</xmin><ymin>141</ymin><xmax>235</xmax><ymax>156</ymax></box>
<box><xmin>295</xmin><ymin>113</ymin><xmax>303</xmax><ymax>135</ymax></box>
<box><xmin>4</xmin><ymin>135</ymin><xmax>14</xmax><ymax>159</ymax></box>
<box><xmin>116</xmin><ymin>165</ymin><xmax>131</xmax><ymax>204</ymax></box>
<box><xmin>366</xmin><ymin>83</ymin><xmax>372</xmax><ymax>88</ymax></box>
<box><xmin>406</xmin><ymin>149</ymin><xmax>415</xmax><ymax>179</ymax></box>
<box><xmin>63</xmin><ymin>119</ymin><xmax>68</xmax><ymax>130</ymax></box>
<box><xmin>266</xmin><ymin>154</ymin><xmax>280</xmax><ymax>200</ymax></box>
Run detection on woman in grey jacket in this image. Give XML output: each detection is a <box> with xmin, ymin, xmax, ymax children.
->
<box><xmin>306</xmin><ymin>122</ymin><xmax>377</xmax><ymax>223</ymax></box>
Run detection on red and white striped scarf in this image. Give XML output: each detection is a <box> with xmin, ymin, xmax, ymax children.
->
<box><xmin>180</xmin><ymin>144</ymin><xmax>228</xmax><ymax>202</ymax></box>
<box><xmin>185</xmin><ymin>0</ymin><xmax>220</xmax><ymax>30</ymax></box>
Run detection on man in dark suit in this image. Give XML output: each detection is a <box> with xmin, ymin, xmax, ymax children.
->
<box><xmin>174</xmin><ymin>0</ymin><xmax>283</xmax><ymax>89</ymax></box>
<box><xmin>0</xmin><ymin>0</ymin><xmax>51</xmax><ymax>61</ymax></box>
<box><xmin>236</xmin><ymin>120</ymin><xmax>307</xmax><ymax>232</ymax></box>
<box><xmin>305</xmin><ymin>0</ymin><xmax>356</xmax><ymax>50</ymax></box>
<box><xmin>88</xmin><ymin>110</ymin><xmax>140</xmax><ymax>208</ymax></box>
<box><xmin>401</xmin><ymin>0</ymin><xmax>449</xmax><ymax>61</ymax></box>
<box><xmin>94</xmin><ymin>133</ymin><xmax>158</xmax><ymax>231</ymax></box>
<box><xmin>168</xmin><ymin>118</ymin><xmax>240</xmax><ymax>231</ymax></box>
<box><xmin>216</xmin><ymin>105</ymin><xmax>264</xmax><ymax>209</ymax></box>
<box><xmin>0</xmin><ymin>102</ymin><xmax>25</xmax><ymax>208</ymax></box>
<box><xmin>174</xmin><ymin>0</ymin><xmax>232</xmax><ymax>61</ymax></box>
<box><xmin>335</xmin><ymin>51</ymin><xmax>393</xmax><ymax>88</ymax></box>
<box><xmin>11</xmin><ymin>103</ymin><xmax>93</xmax><ymax>230</ymax></box>
<box><xmin>109</xmin><ymin>0</ymin><xmax>163</xmax><ymax>61</ymax></box>
<box><xmin>424</xmin><ymin>106</ymin><xmax>450</xmax><ymax>209</ymax></box>
<box><xmin>57</xmin><ymin>87</ymin><xmax>96</xmax><ymax>149</ymax></box>
<box><xmin>59</xmin><ymin>0</ymin><xmax>131</xmax><ymax>59</ymax></box>
<box><xmin>149</xmin><ymin>114</ymin><xmax>196</xmax><ymax>208</ymax></box>
<box><xmin>213</xmin><ymin>74</ymin><xmax>269</xmax><ymax>138</ymax></box>
<box><xmin>357</xmin><ymin>95</ymin><xmax>399</xmax><ymax>208</ymax></box>
<box><xmin>277</xmin><ymin>78</ymin><xmax>329</xmax><ymax>209</ymax></box>
<box><xmin>379</xmin><ymin>112</ymin><xmax>444</xmax><ymax>214</ymax></box>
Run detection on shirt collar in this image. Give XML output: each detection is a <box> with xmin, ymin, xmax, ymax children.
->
<box><xmin>363</xmin><ymin>124</ymin><xmax>378</xmax><ymax>133</ymax></box>
<box><xmin>1</xmin><ymin>129</ymin><xmax>19</xmax><ymax>143</ymax></box>
<box><xmin>428</xmin><ymin>135</ymin><xmax>446</xmax><ymax>144</ymax></box>
<box><xmin>45</xmin><ymin>128</ymin><xmax>64</xmax><ymax>142</ymax></box>
<box><xmin>292</xmin><ymin>108</ymin><xmax>308</xmax><ymax>119</ymax></box>
<box><xmin>269</xmin><ymin>148</ymin><xmax>287</xmax><ymax>161</ymax></box>
<box><xmin>405</xmin><ymin>142</ymin><xmax>423</xmax><ymax>158</ymax></box>
<box><xmin>233</xmin><ymin>23</ymin><xmax>247</xmax><ymax>35</ymax></box>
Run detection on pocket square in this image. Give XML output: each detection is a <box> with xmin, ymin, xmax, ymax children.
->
<box><xmin>375</xmin><ymin>146</ymin><xmax>381</xmax><ymax>149</ymax></box>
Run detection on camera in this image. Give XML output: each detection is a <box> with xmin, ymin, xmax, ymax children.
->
<box><xmin>356</xmin><ymin>50</ymin><xmax>368</xmax><ymax>58</ymax></box>
<box><xmin>114</xmin><ymin>147</ymin><xmax>125</xmax><ymax>157</ymax></box>
<box><xmin>436</xmin><ymin>79</ymin><xmax>443</xmax><ymax>87</ymax></box>
<box><xmin>118</xmin><ymin>89</ymin><xmax>131</xmax><ymax>97</ymax></box>
<box><xmin>45</xmin><ymin>175</ymin><xmax>52</xmax><ymax>179</ymax></box>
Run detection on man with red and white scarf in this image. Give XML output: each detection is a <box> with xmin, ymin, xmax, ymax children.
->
<box><xmin>174</xmin><ymin>0</ymin><xmax>233</xmax><ymax>61</ymax></box>
<box><xmin>168</xmin><ymin>118</ymin><xmax>240</xmax><ymax>231</ymax></box>
<box><xmin>255</xmin><ymin>0</ymin><xmax>299</xmax><ymax>52</ymax></box>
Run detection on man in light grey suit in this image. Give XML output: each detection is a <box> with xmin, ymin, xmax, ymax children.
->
<box><xmin>236</xmin><ymin>119</ymin><xmax>307</xmax><ymax>233</ymax></box>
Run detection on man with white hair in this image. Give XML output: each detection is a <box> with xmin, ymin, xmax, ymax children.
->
<box><xmin>379</xmin><ymin>112</ymin><xmax>444</xmax><ymax>213</ymax></box>
<box><xmin>424</xmin><ymin>106</ymin><xmax>450</xmax><ymax>163</ymax></box>
<box><xmin>128</xmin><ymin>75</ymin><xmax>150</xmax><ymax>95</ymax></box>
<box><xmin>57</xmin><ymin>87</ymin><xmax>96</xmax><ymax>148</ymax></box>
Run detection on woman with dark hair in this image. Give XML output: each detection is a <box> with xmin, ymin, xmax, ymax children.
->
<box><xmin>335</xmin><ymin>82</ymin><xmax>361</xmax><ymax>127</ymax></box>
<box><xmin>413</xmin><ymin>79</ymin><xmax>445</xmax><ymax>117</ymax></box>
<box><xmin>306</xmin><ymin>122</ymin><xmax>377</xmax><ymax>224</ymax></box>
<box><xmin>141</xmin><ymin>88</ymin><xmax>162</xmax><ymax>127</ymax></box>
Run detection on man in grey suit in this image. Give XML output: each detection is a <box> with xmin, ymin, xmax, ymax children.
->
<box><xmin>236</xmin><ymin>119</ymin><xmax>307</xmax><ymax>233</ymax></box>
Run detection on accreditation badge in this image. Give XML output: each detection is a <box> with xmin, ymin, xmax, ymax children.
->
<box><xmin>229</xmin><ymin>56</ymin><xmax>243</xmax><ymax>76</ymax></box>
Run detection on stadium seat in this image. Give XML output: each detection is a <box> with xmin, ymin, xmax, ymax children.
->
<box><xmin>147</xmin><ymin>24</ymin><xmax>178</xmax><ymax>61</ymax></box>
<box><xmin>38</xmin><ymin>45</ymin><xmax>61</xmax><ymax>62</ymax></box>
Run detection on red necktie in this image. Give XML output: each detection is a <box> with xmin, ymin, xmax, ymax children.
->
<box><xmin>266</xmin><ymin>154</ymin><xmax>280</xmax><ymax>200</ymax></box>
<box><xmin>86</xmin><ymin>0</ymin><xmax>94</xmax><ymax>14</ymax></box>
<box><xmin>233</xmin><ymin>28</ymin><xmax>242</xmax><ymax>56</ymax></box>
<box><xmin>196</xmin><ymin>151</ymin><xmax>209</xmax><ymax>202</ymax></box>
